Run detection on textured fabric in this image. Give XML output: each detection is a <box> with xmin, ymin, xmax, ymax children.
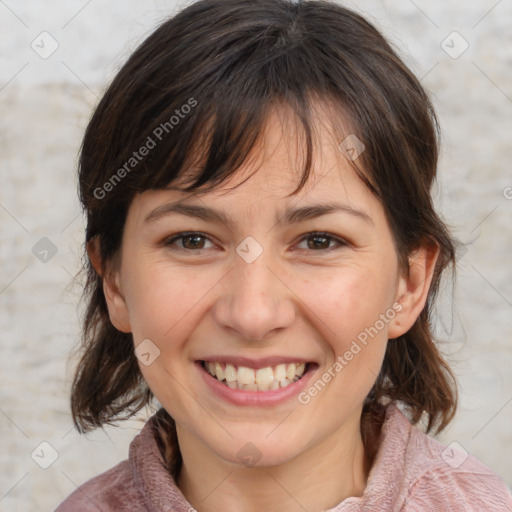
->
<box><xmin>55</xmin><ymin>403</ymin><xmax>512</xmax><ymax>511</ymax></box>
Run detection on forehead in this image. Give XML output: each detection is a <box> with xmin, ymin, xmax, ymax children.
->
<box><xmin>166</xmin><ymin>102</ymin><xmax>369</xmax><ymax>206</ymax></box>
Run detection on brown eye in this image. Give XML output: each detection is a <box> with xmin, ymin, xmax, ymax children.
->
<box><xmin>307</xmin><ymin>235</ymin><xmax>330</xmax><ymax>250</ymax></box>
<box><xmin>297</xmin><ymin>232</ymin><xmax>347</xmax><ymax>252</ymax></box>
<box><xmin>182</xmin><ymin>235</ymin><xmax>206</xmax><ymax>249</ymax></box>
<box><xmin>165</xmin><ymin>232</ymin><xmax>215</xmax><ymax>251</ymax></box>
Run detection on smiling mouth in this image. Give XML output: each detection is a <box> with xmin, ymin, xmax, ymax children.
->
<box><xmin>200</xmin><ymin>361</ymin><xmax>312</xmax><ymax>391</ymax></box>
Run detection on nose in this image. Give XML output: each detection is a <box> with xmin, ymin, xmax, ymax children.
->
<box><xmin>212</xmin><ymin>252</ymin><xmax>296</xmax><ymax>342</ymax></box>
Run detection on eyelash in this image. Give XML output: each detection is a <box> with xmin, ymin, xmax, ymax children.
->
<box><xmin>163</xmin><ymin>231</ymin><xmax>348</xmax><ymax>254</ymax></box>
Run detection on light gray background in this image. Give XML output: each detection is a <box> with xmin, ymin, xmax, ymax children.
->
<box><xmin>1</xmin><ymin>0</ymin><xmax>511</xmax><ymax>510</ymax></box>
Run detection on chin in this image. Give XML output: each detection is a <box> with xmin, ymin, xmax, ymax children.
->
<box><xmin>211</xmin><ymin>433</ymin><xmax>304</xmax><ymax>469</ymax></box>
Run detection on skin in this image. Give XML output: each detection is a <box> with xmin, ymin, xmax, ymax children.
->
<box><xmin>89</xmin><ymin>104</ymin><xmax>438</xmax><ymax>512</ymax></box>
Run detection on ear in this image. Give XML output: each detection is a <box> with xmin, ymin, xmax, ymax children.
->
<box><xmin>86</xmin><ymin>237</ymin><xmax>103</xmax><ymax>276</ymax></box>
<box><xmin>387</xmin><ymin>243</ymin><xmax>439</xmax><ymax>339</ymax></box>
<box><xmin>86</xmin><ymin>237</ymin><xmax>132</xmax><ymax>334</ymax></box>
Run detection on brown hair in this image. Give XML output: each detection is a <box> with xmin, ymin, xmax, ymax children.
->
<box><xmin>71</xmin><ymin>0</ymin><xmax>457</xmax><ymax>461</ymax></box>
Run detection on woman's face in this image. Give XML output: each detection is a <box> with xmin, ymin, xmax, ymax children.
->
<box><xmin>102</xmin><ymin>107</ymin><xmax>422</xmax><ymax>468</ymax></box>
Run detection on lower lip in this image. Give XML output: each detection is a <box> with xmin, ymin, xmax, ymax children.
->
<box><xmin>195</xmin><ymin>361</ymin><xmax>318</xmax><ymax>406</ymax></box>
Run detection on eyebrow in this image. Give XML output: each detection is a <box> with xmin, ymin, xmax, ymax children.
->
<box><xmin>144</xmin><ymin>201</ymin><xmax>374</xmax><ymax>227</ymax></box>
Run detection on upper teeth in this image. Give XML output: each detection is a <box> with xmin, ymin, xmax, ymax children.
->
<box><xmin>204</xmin><ymin>361</ymin><xmax>307</xmax><ymax>391</ymax></box>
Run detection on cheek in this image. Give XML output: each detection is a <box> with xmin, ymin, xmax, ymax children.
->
<box><xmin>122</xmin><ymin>260</ymin><xmax>220</xmax><ymax>342</ymax></box>
<box><xmin>299</xmin><ymin>265</ymin><xmax>397</xmax><ymax>349</ymax></box>
<box><xmin>299</xmin><ymin>270</ymin><xmax>394</xmax><ymax>404</ymax></box>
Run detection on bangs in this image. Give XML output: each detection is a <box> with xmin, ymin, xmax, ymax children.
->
<box><xmin>120</xmin><ymin>60</ymin><xmax>368</xmax><ymax>204</ymax></box>
<box><xmin>146</xmin><ymin>93</ymin><xmax>368</xmax><ymax>200</ymax></box>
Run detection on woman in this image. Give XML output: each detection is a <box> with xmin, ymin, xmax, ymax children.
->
<box><xmin>56</xmin><ymin>0</ymin><xmax>512</xmax><ymax>510</ymax></box>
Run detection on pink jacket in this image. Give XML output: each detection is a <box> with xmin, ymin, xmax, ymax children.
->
<box><xmin>55</xmin><ymin>403</ymin><xmax>512</xmax><ymax>511</ymax></box>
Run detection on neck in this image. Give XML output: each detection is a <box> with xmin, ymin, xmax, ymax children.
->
<box><xmin>175</xmin><ymin>411</ymin><xmax>371</xmax><ymax>512</ymax></box>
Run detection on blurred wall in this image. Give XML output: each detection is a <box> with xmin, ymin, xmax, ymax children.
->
<box><xmin>1</xmin><ymin>0</ymin><xmax>511</xmax><ymax>510</ymax></box>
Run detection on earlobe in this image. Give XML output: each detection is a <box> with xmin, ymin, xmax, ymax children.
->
<box><xmin>388</xmin><ymin>244</ymin><xmax>439</xmax><ymax>339</ymax></box>
<box><xmin>86</xmin><ymin>237</ymin><xmax>132</xmax><ymax>333</ymax></box>
<box><xmin>102</xmin><ymin>273</ymin><xmax>132</xmax><ymax>334</ymax></box>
